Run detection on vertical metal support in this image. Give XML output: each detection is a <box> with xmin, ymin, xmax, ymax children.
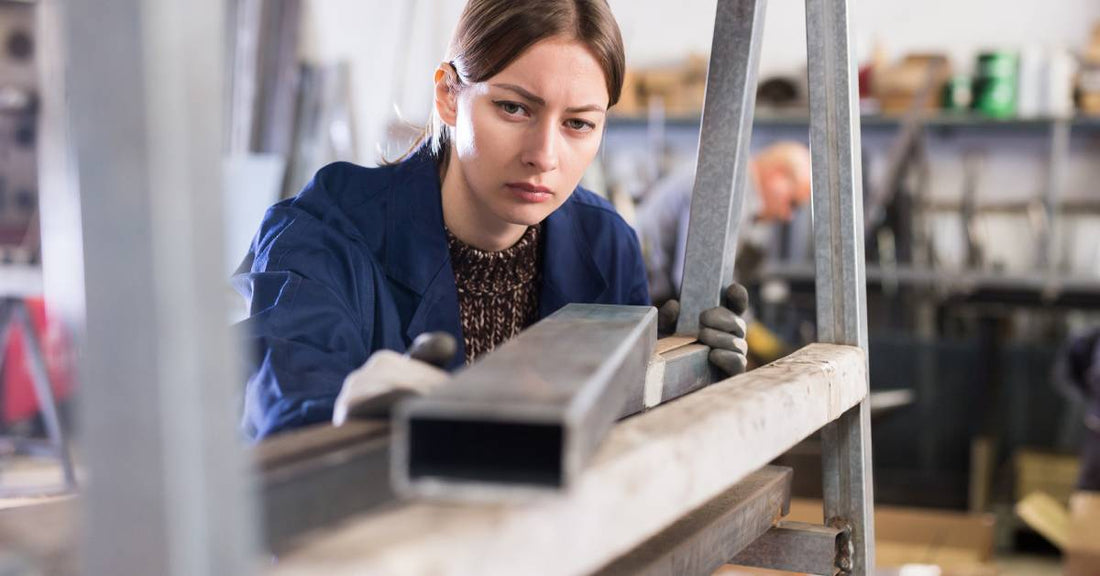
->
<box><xmin>805</xmin><ymin>0</ymin><xmax>874</xmax><ymax>575</ymax></box>
<box><xmin>36</xmin><ymin>0</ymin><xmax>87</xmax><ymax>329</ymax></box>
<box><xmin>1040</xmin><ymin>118</ymin><xmax>1070</xmax><ymax>273</ymax></box>
<box><xmin>65</xmin><ymin>0</ymin><xmax>256</xmax><ymax>574</ymax></box>
<box><xmin>676</xmin><ymin>0</ymin><xmax>767</xmax><ymax>335</ymax></box>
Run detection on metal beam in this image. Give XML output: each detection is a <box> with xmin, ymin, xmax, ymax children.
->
<box><xmin>1039</xmin><ymin>117</ymin><xmax>1070</xmax><ymax>272</ymax></box>
<box><xmin>10</xmin><ymin>300</ymin><xmax>77</xmax><ymax>491</ymax></box>
<box><xmin>258</xmin><ymin>422</ymin><xmax>392</xmax><ymax>552</ymax></box>
<box><xmin>676</xmin><ymin>0</ymin><xmax>767</xmax><ymax>335</ymax></box>
<box><xmin>805</xmin><ymin>0</ymin><xmax>874</xmax><ymax>574</ymax></box>
<box><xmin>731</xmin><ymin>521</ymin><xmax>844</xmax><ymax>575</ymax></box>
<box><xmin>393</xmin><ymin>304</ymin><xmax>656</xmax><ymax>498</ymax></box>
<box><xmin>593</xmin><ymin>466</ymin><xmax>792</xmax><ymax>576</ymax></box>
<box><xmin>64</xmin><ymin>0</ymin><xmax>256</xmax><ymax>573</ymax></box>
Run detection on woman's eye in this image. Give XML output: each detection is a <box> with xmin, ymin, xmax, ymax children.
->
<box><xmin>495</xmin><ymin>101</ymin><xmax>526</xmax><ymax>116</ymax></box>
<box><xmin>566</xmin><ymin>119</ymin><xmax>595</xmax><ymax>132</ymax></box>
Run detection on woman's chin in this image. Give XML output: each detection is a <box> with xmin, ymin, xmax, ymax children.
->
<box><xmin>495</xmin><ymin>203</ymin><xmax>556</xmax><ymax>228</ymax></box>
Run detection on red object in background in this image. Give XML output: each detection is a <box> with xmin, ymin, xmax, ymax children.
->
<box><xmin>2</xmin><ymin>297</ymin><xmax>76</xmax><ymax>425</ymax></box>
<box><xmin>859</xmin><ymin>61</ymin><xmax>874</xmax><ymax>99</ymax></box>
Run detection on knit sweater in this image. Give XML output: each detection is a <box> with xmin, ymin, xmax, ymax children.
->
<box><xmin>446</xmin><ymin>225</ymin><xmax>542</xmax><ymax>364</ymax></box>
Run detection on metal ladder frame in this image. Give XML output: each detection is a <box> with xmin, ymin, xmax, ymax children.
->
<box><xmin>675</xmin><ymin>0</ymin><xmax>873</xmax><ymax>573</ymax></box>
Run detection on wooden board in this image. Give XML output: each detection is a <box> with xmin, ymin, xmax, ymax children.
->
<box><xmin>270</xmin><ymin>343</ymin><xmax>867</xmax><ymax>576</ymax></box>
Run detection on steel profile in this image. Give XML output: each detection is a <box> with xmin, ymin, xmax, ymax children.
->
<box><xmin>393</xmin><ymin>303</ymin><xmax>657</xmax><ymax>499</ymax></box>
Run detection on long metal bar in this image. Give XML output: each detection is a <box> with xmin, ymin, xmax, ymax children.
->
<box><xmin>592</xmin><ymin>466</ymin><xmax>792</xmax><ymax>576</ymax></box>
<box><xmin>394</xmin><ymin>304</ymin><xmax>656</xmax><ymax>498</ymax></box>
<box><xmin>676</xmin><ymin>0</ymin><xmax>767</xmax><ymax>335</ymax></box>
<box><xmin>271</xmin><ymin>345</ymin><xmax>868</xmax><ymax>575</ymax></box>
<box><xmin>805</xmin><ymin>0</ymin><xmax>874</xmax><ymax>574</ymax></box>
<box><xmin>731</xmin><ymin>520</ymin><xmax>844</xmax><ymax>575</ymax></box>
<box><xmin>65</xmin><ymin>0</ymin><xmax>256</xmax><ymax>573</ymax></box>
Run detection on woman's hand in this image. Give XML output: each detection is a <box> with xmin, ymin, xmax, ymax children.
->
<box><xmin>656</xmin><ymin>283</ymin><xmax>750</xmax><ymax>377</ymax></box>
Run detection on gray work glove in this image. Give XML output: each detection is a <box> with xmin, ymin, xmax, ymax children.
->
<box><xmin>332</xmin><ymin>332</ymin><xmax>457</xmax><ymax>424</ymax></box>
<box><xmin>657</xmin><ymin>283</ymin><xmax>750</xmax><ymax>377</ymax></box>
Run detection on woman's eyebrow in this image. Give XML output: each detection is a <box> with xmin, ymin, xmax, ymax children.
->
<box><xmin>490</xmin><ymin>83</ymin><xmax>606</xmax><ymax>114</ymax></box>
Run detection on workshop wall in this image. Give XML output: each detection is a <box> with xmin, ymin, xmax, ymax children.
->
<box><xmin>619</xmin><ymin>0</ymin><xmax>1100</xmax><ymax>74</ymax></box>
<box><xmin>301</xmin><ymin>0</ymin><xmax>1100</xmax><ymax>165</ymax></box>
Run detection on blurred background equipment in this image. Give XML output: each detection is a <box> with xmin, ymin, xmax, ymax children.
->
<box><xmin>0</xmin><ymin>0</ymin><xmax>38</xmax><ymax>266</ymax></box>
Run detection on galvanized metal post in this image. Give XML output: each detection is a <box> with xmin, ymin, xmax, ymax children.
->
<box><xmin>676</xmin><ymin>0</ymin><xmax>767</xmax><ymax>335</ymax></box>
<box><xmin>64</xmin><ymin>0</ymin><xmax>256</xmax><ymax>574</ymax></box>
<box><xmin>805</xmin><ymin>0</ymin><xmax>874</xmax><ymax>574</ymax></box>
<box><xmin>1040</xmin><ymin>118</ymin><xmax>1070</xmax><ymax>273</ymax></box>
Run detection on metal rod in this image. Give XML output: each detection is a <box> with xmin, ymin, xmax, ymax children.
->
<box><xmin>393</xmin><ymin>304</ymin><xmax>656</xmax><ymax>498</ymax></box>
<box><xmin>11</xmin><ymin>300</ymin><xmax>76</xmax><ymax>489</ymax></box>
<box><xmin>593</xmin><ymin>466</ymin><xmax>792</xmax><ymax>576</ymax></box>
<box><xmin>1040</xmin><ymin>117</ymin><xmax>1070</xmax><ymax>272</ymax></box>
<box><xmin>65</xmin><ymin>0</ymin><xmax>256</xmax><ymax>573</ymax></box>
<box><xmin>676</xmin><ymin>0</ymin><xmax>768</xmax><ymax>335</ymax></box>
<box><xmin>805</xmin><ymin>0</ymin><xmax>874</xmax><ymax>574</ymax></box>
<box><xmin>731</xmin><ymin>520</ymin><xmax>844</xmax><ymax>575</ymax></box>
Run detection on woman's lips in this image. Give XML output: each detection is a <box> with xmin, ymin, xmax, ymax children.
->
<box><xmin>506</xmin><ymin>182</ymin><xmax>553</xmax><ymax>204</ymax></box>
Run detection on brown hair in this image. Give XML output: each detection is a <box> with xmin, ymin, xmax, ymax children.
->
<box><xmin>397</xmin><ymin>0</ymin><xmax>625</xmax><ymax>162</ymax></box>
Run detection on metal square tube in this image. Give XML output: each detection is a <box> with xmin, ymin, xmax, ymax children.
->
<box><xmin>805</xmin><ymin>0</ymin><xmax>875</xmax><ymax>574</ymax></box>
<box><xmin>731</xmin><ymin>521</ymin><xmax>844</xmax><ymax>575</ymax></box>
<box><xmin>593</xmin><ymin>466</ymin><xmax>793</xmax><ymax>576</ymax></box>
<box><xmin>393</xmin><ymin>304</ymin><xmax>657</xmax><ymax>498</ymax></box>
<box><xmin>676</xmin><ymin>0</ymin><xmax>768</xmax><ymax>335</ymax></box>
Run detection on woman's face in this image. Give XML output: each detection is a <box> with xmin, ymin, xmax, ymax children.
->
<box><xmin>442</xmin><ymin>36</ymin><xmax>610</xmax><ymax>227</ymax></box>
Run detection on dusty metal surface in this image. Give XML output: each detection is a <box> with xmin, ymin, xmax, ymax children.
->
<box><xmin>731</xmin><ymin>520</ymin><xmax>844</xmax><ymax>575</ymax></box>
<box><xmin>268</xmin><ymin>345</ymin><xmax>867</xmax><ymax>576</ymax></box>
<box><xmin>593</xmin><ymin>466</ymin><xmax>792</xmax><ymax>576</ymax></box>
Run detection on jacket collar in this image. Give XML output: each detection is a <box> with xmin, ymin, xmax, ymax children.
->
<box><xmin>384</xmin><ymin>146</ymin><xmax>451</xmax><ymax>295</ymax></box>
<box><xmin>383</xmin><ymin>146</ymin><xmax>608</xmax><ymax>362</ymax></box>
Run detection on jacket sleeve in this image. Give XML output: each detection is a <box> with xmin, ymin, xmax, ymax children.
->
<box><xmin>234</xmin><ymin>204</ymin><xmax>379</xmax><ymax>441</ymax></box>
<box><xmin>625</xmin><ymin>227</ymin><xmax>652</xmax><ymax>307</ymax></box>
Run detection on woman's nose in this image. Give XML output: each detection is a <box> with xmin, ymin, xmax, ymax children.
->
<box><xmin>520</xmin><ymin>120</ymin><xmax>559</xmax><ymax>172</ymax></box>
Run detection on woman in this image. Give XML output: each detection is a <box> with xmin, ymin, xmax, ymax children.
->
<box><xmin>236</xmin><ymin>0</ymin><xmax>748</xmax><ymax>440</ymax></box>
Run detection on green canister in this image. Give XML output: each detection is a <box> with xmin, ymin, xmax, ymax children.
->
<box><xmin>972</xmin><ymin>51</ymin><xmax>1019</xmax><ymax>118</ymax></box>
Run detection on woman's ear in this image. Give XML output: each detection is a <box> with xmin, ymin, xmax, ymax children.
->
<box><xmin>434</xmin><ymin>63</ymin><xmax>459</xmax><ymax>127</ymax></box>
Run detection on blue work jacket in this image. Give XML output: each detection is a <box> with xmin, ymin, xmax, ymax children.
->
<box><xmin>234</xmin><ymin>147</ymin><xmax>650</xmax><ymax>439</ymax></box>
